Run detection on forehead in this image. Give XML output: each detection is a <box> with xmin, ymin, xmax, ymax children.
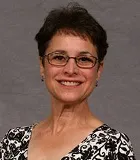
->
<box><xmin>46</xmin><ymin>33</ymin><xmax>97</xmax><ymax>56</ymax></box>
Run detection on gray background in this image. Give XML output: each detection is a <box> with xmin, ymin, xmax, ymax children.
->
<box><xmin>0</xmin><ymin>0</ymin><xmax>139</xmax><ymax>158</ymax></box>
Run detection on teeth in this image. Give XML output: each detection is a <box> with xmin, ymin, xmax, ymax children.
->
<box><xmin>60</xmin><ymin>81</ymin><xmax>80</xmax><ymax>86</ymax></box>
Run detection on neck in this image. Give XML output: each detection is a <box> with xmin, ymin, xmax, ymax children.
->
<box><xmin>46</xmin><ymin>98</ymin><xmax>95</xmax><ymax>135</ymax></box>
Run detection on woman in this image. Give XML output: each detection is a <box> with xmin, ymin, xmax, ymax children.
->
<box><xmin>0</xmin><ymin>2</ymin><xmax>136</xmax><ymax>160</ymax></box>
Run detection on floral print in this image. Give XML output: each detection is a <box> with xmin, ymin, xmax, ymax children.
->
<box><xmin>0</xmin><ymin>124</ymin><xmax>136</xmax><ymax>160</ymax></box>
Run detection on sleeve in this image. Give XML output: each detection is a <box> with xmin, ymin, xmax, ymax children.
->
<box><xmin>1</xmin><ymin>126</ymin><xmax>32</xmax><ymax>160</ymax></box>
<box><xmin>117</xmin><ymin>132</ymin><xmax>136</xmax><ymax>160</ymax></box>
<box><xmin>0</xmin><ymin>130</ymin><xmax>11</xmax><ymax>160</ymax></box>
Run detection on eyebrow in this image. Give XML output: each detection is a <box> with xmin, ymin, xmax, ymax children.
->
<box><xmin>51</xmin><ymin>50</ymin><xmax>66</xmax><ymax>54</ymax></box>
<box><xmin>79</xmin><ymin>51</ymin><xmax>93</xmax><ymax>56</ymax></box>
<box><xmin>48</xmin><ymin>50</ymin><xmax>94</xmax><ymax>56</ymax></box>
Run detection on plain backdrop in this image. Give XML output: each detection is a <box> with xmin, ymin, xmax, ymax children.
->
<box><xmin>0</xmin><ymin>0</ymin><xmax>139</xmax><ymax>158</ymax></box>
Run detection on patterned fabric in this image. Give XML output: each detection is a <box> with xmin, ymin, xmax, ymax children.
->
<box><xmin>0</xmin><ymin>124</ymin><xmax>136</xmax><ymax>160</ymax></box>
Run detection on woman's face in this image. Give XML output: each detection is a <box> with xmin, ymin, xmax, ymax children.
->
<box><xmin>40</xmin><ymin>33</ymin><xmax>103</xmax><ymax>104</ymax></box>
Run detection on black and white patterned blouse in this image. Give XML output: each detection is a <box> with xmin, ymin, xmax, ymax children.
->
<box><xmin>0</xmin><ymin>124</ymin><xmax>136</xmax><ymax>160</ymax></box>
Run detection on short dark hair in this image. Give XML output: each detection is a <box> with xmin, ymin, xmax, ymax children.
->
<box><xmin>35</xmin><ymin>2</ymin><xmax>109</xmax><ymax>63</ymax></box>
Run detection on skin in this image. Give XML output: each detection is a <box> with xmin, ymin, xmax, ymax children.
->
<box><xmin>28</xmin><ymin>33</ymin><xmax>104</xmax><ymax>160</ymax></box>
<box><xmin>40</xmin><ymin>33</ymin><xmax>104</xmax><ymax>133</ymax></box>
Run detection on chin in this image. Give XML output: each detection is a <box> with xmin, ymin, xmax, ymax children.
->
<box><xmin>48</xmin><ymin>86</ymin><xmax>92</xmax><ymax>104</ymax></box>
<box><xmin>54</xmin><ymin>93</ymin><xmax>87</xmax><ymax>105</ymax></box>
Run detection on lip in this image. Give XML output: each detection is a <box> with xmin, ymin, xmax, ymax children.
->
<box><xmin>56</xmin><ymin>79</ymin><xmax>83</xmax><ymax>83</ymax></box>
<box><xmin>56</xmin><ymin>79</ymin><xmax>83</xmax><ymax>87</ymax></box>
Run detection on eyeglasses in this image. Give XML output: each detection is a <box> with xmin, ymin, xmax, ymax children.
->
<box><xmin>44</xmin><ymin>51</ymin><xmax>98</xmax><ymax>69</ymax></box>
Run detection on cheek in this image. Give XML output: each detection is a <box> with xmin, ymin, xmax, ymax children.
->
<box><xmin>85</xmin><ymin>70</ymin><xmax>98</xmax><ymax>92</ymax></box>
<box><xmin>44</xmin><ymin>64</ymin><xmax>56</xmax><ymax>78</ymax></box>
<box><xmin>44</xmin><ymin>68</ymin><xmax>55</xmax><ymax>94</ymax></box>
<box><xmin>87</xmin><ymin>68</ymin><xmax>98</xmax><ymax>82</ymax></box>
<box><xmin>44</xmin><ymin>65</ymin><xmax>61</xmax><ymax>86</ymax></box>
<box><xmin>43</xmin><ymin>65</ymin><xmax>53</xmax><ymax>87</ymax></box>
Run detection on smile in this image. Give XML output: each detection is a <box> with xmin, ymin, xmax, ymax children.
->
<box><xmin>59</xmin><ymin>81</ymin><xmax>81</xmax><ymax>86</ymax></box>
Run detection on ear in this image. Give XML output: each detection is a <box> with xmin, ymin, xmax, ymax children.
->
<box><xmin>39</xmin><ymin>57</ymin><xmax>45</xmax><ymax>78</ymax></box>
<box><xmin>97</xmin><ymin>61</ymin><xmax>104</xmax><ymax>81</ymax></box>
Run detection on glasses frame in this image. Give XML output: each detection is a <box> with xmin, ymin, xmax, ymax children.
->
<box><xmin>43</xmin><ymin>52</ymin><xmax>99</xmax><ymax>69</ymax></box>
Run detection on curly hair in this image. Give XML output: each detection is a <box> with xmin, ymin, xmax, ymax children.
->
<box><xmin>35</xmin><ymin>2</ymin><xmax>109</xmax><ymax>63</ymax></box>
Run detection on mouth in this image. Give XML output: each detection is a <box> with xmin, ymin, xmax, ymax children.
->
<box><xmin>57</xmin><ymin>80</ymin><xmax>82</xmax><ymax>86</ymax></box>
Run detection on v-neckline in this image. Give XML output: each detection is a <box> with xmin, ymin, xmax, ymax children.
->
<box><xmin>27</xmin><ymin>123</ymin><xmax>108</xmax><ymax>159</ymax></box>
<box><xmin>60</xmin><ymin>123</ymin><xmax>107</xmax><ymax>159</ymax></box>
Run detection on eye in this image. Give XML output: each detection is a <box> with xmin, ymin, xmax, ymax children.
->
<box><xmin>52</xmin><ymin>55</ymin><xmax>65</xmax><ymax>61</ymax></box>
<box><xmin>78</xmin><ymin>56</ymin><xmax>93</xmax><ymax>63</ymax></box>
<box><xmin>49</xmin><ymin>53</ymin><xmax>67</xmax><ymax>65</ymax></box>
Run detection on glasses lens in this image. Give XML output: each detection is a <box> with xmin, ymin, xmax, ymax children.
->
<box><xmin>49</xmin><ymin>52</ymin><xmax>67</xmax><ymax>65</ymax></box>
<box><xmin>77</xmin><ymin>56</ymin><xmax>96</xmax><ymax>68</ymax></box>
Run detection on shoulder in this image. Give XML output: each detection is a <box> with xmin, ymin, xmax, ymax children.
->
<box><xmin>101</xmin><ymin>124</ymin><xmax>134</xmax><ymax>148</ymax></box>
<box><xmin>1</xmin><ymin>125</ymin><xmax>33</xmax><ymax>143</ymax></box>
<box><xmin>94</xmin><ymin>124</ymin><xmax>136</xmax><ymax>159</ymax></box>
<box><xmin>0</xmin><ymin>124</ymin><xmax>34</xmax><ymax>159</ymax></box>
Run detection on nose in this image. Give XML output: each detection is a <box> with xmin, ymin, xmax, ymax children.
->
<box><xmin>63</xmin><ymin>58</ymin><xmax>79</xmax><ymax>75</ymax></box>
